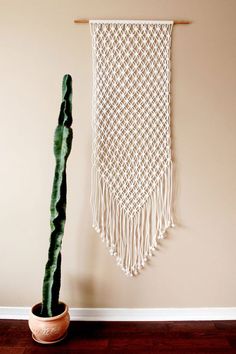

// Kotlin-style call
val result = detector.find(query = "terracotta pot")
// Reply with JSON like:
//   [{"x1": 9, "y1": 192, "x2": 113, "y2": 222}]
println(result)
[{"x1": 28, "y1": 302, "x2": 70, "y2": 344}]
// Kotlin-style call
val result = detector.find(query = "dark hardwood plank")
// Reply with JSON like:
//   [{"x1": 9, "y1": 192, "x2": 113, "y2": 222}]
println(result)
[
  {"x1": 152, "y1": 337, "x2": 230, "y2": 350},
  {"x1": 227, "y1": 336, "x2": 236, "y2": 349},
  {"x1": 0, "y1": 348, "x2": 25, "y2": 354},
  {"x1": 23, "y1": 349, "x2": 73, "y2": 354},
  {"x1": 109, "y1": 337, "x2": 153, "y2": 350},
  {"x1": 0, "y1": 319, "x2": 236, "y2": 353},
  {"x1": 154, "y1": 352, "x2": 234, "y2": 354},
  {"x1": 214, "y1": 321, "x2": 236, "y2": 332}
]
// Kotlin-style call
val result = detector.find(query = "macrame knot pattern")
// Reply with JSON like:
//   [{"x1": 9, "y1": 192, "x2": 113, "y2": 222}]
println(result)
[{"x1": 90, "y1": 20, "x2": 174, "y2": 276}]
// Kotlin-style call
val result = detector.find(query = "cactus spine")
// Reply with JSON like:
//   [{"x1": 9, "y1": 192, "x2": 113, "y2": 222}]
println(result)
[{"x1": 41, "y1": 74, "x2": 73, "y2": 317}]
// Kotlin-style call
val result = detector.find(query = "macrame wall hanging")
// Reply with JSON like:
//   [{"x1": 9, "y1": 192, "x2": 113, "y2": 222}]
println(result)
[{"x1": 90, "y1": 20, "x2": 174, "y2": 276}]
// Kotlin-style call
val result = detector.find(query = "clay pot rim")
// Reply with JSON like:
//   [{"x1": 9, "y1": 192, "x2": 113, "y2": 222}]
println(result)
[{"x1": 30, "y1": 302, "x2": 68, "y2": 321}]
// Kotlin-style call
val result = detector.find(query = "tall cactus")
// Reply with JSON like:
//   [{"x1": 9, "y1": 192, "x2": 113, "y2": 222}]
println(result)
[{"x1": 41, "y1": 74, "x2": 73, "y2": 317}]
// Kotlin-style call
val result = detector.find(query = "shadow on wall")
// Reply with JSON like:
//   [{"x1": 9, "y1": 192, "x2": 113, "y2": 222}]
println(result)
[
  {"x1": 70, "y1": 275, "x2": 97, "y2": 307},
  {"x1": 66, "y1": 228, "x2": 101, "y2": 307}
]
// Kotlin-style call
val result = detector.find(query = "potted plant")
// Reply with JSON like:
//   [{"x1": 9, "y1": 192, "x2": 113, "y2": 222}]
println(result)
[{"x1": 28, "y1": 74, "x2": 73, "y2": 344}]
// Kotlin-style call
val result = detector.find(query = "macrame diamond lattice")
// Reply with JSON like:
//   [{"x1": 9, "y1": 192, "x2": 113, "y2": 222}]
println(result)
[{"x1": 90, "y1": 20, "x2": 174, "y2": 276}]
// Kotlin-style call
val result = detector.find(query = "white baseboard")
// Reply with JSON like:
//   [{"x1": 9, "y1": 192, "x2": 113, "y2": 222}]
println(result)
[{"x1": 0, "y1": 307, "x2": 236, "y2": 321}]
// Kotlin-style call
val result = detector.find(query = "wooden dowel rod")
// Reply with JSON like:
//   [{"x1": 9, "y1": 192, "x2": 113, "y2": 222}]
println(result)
[
  {"x1": 174, "y1": 21, "x2": 192, "y2": 25},
  {"x1": 74, "y1": 19, "x2": 191, "y2": 25},
  {"x1": 74, "y1": 19, "x2": 89, "y2": 24}
]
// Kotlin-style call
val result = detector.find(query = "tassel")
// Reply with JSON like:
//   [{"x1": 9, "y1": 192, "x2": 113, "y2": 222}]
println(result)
[{"x1": 91, "y1": 161, "x2": 174, "y2": 276}]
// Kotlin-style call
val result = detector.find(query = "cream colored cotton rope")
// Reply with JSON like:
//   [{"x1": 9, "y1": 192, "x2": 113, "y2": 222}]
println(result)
[{"x1": 90, "y1": 20, "x2": 174, "y2": 276}]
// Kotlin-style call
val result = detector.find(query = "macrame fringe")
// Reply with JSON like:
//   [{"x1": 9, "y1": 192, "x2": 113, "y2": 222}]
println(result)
[{"x1": 91, "y1": 162, "x2": 175, "y2": 276}]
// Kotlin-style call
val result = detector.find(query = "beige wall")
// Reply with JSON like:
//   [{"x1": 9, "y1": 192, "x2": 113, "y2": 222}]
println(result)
[{"x1": 0, "y1": 0, "x2": 236, "y2": 308}]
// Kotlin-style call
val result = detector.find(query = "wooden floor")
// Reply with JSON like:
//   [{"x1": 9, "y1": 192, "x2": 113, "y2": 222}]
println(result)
[{"x1": 0, "y1": 320, "x2": 236, "y2": 353}]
